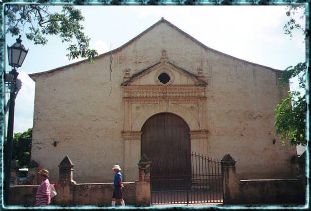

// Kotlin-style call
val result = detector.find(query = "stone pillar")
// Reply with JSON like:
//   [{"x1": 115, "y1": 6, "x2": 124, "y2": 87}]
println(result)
[
  {"x1": 58, "y1": 155, "x2": 76, "y2": 185},
  {"x1": 122, "y1": 131, "x2": 141, "y2": 181},
  {"x1": 54, "y1": 155, "x2": 76, "y2": 205},
  {"x1": 136, "y1": 154, "x2": 151, "y2": 206},
  {"x1": 221, "y1": 154, "x2": 240, "y2": 204}
]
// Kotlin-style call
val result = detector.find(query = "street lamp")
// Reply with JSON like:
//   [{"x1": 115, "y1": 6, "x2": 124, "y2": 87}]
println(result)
[{"x1": 4, "y1": 35, "x2": 28, "y2": 205}]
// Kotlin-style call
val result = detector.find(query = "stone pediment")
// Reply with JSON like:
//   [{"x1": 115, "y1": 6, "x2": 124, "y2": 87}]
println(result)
[
  {"x1": 121, "y1": 51, "x2": 208, "y2": 127},
  {"x1": 121, "y1": 51, "x2": 207, "y2": 87}
]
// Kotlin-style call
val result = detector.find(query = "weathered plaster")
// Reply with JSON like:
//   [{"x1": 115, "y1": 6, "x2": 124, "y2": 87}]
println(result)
[{"x1": 30, "y1": 19, "x2": 295, "y2": 183}]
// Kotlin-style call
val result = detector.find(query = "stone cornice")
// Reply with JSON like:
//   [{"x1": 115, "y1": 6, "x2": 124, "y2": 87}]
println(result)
[
  {"x1": 123, "y1": 97, "x2": 207, "y2": 103},
  {"x1": 190, "y1": 129, "x2": 209, "y2": 139},
  {"x1": 121, "y1": 131, "x2": 142, "y2": 140},
  {"x1": 123, "y1": 85, "x2": 207, "y2": 104},
  {"x1": 122, "y1": 130, "x2": 209, "y2": 140},
  {"x1": 123, "y1": 85, "x2": 206, "y2": 101}
]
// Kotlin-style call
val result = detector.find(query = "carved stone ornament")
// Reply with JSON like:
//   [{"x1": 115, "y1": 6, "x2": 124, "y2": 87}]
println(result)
[
  {"x1": 123, "y1": 68, "x2": 131, "y2": 80},
  {"x1": 59, "y1": 155, "x2": 74, "y2": 169},
  {"x1": 197, "y1": 67, "x2": 203, "y2": 76},
  {"x1": 138, "y1": 154, "x2": 152, "y2": 169},
  {"x1": 190, "y1": 129, "x2": 209, "y2": 139},
  {"x1": 121, "y1": 131, "x2": 142, "y2": 140},
  {"x1": 160, "y1": 49, "x2": 168, "y2": 62},
  {"x1": 221, "y1": 154, "x2": 236, "y2": 166}
]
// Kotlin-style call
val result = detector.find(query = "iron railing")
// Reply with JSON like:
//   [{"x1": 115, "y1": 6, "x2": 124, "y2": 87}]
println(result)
[{"x1": 151, "y1": 152, "x2": 223, "y2": 205}]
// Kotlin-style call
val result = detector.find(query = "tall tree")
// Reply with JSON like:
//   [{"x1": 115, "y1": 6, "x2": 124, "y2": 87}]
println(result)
[
  {"x1": 4, "y1": 2, "x2": 97, "y2": 60},
  {"x1": 13, "y1": 128, "x2": 32, "y2": 168},
  {"x1": 274, "y1": 4, "x2": 308, "y2": 146}
]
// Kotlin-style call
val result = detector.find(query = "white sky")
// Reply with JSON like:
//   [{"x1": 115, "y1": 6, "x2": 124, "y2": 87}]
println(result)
[{"x1": 4, "y1": 6, "x2": 306, "y2": 133}]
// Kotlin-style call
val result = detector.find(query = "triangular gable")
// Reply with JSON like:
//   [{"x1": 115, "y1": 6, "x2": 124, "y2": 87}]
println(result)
[
  {"x1": 121, "y1": 51, "x2": 207, "y2": 86},
  {"x1": 29, "y1": 17, "x2": 281, "y2": 81}
]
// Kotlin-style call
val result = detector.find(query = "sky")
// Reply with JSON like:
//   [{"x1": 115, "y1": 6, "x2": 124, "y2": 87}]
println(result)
[{"x1": 4, "y1": 6, "x2": 306, "y2": 135}]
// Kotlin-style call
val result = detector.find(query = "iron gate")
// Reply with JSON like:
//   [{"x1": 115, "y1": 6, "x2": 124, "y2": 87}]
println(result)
[{"x1": 151, "y1": 152, "x2": 223, "y2": 205}]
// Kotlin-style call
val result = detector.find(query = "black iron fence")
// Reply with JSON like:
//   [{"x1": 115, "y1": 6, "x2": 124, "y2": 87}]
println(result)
[{"x1": 151, "y1": 152, "x2": 223, "y2": 205}]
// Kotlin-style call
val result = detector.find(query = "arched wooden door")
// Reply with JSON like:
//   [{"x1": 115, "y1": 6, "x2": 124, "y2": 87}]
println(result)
[{"x1": 141, "y1": 113, "x2": 191, "y2": 190}]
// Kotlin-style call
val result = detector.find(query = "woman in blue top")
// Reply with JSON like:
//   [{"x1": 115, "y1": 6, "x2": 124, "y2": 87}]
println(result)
[{"x1": 111, "y1": 165, "x2": 125, "y2": 206}]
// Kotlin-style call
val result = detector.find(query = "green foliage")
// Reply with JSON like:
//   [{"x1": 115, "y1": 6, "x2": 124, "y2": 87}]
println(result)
[
  {"x1": 275, "y1": 93, "x2": 307, "y2": 146},
  {"x1": 279, "y1": 62, "x2": 307, "y2": 89},
  {"x1": 4, "y1": 4, "x2": 97, "y2": 61},
  {"x1": 275, "y1": 63, "x2": 307, "y2": 146},
  {"x1": 283, "y1": 5, "x2": 308, "y2": 39},
  {"x1": 13, "y1": 128, "x2": 32, "y2": 168},
  {"x1": 274, "y1": 4, "x2": 307, "y2": 146}
]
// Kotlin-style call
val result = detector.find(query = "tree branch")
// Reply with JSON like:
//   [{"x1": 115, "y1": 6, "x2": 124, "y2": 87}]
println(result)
[{"x1": 30, "y1": 5, "x2": 45, "y2": 27}]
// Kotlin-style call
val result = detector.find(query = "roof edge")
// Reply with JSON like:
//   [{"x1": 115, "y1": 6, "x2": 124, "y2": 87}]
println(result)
[
  {"x1": 121, "y1": 60, "x2": 207, "y2": 86},
  {"x1": 29, "y1": 18, "x2": 166, "y2": 79},
  {"x1": 161, "y1": 18, "x2": 283, "y2": 73},
  {"x1": 29, "y1": 17, "x2": 283, "y2": 80}
]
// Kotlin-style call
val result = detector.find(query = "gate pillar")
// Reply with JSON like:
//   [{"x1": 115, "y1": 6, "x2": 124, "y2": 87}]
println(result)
[
  {"x1": 221, "y1": 154, "x2": 240, "y2": 204},
  {"x1": 122, "y1": 131, "x2": 141, "y2": 181},
  {"x1": 54, "y1": 155, "x2": 76, "y2": 205},
  {"x1": 136, "y1": 154, "x2": 151, "y2": 206}
]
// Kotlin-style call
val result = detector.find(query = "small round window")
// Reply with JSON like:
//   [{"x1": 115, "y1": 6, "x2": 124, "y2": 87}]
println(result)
[{"x1": 158, "y1": 72, "x2": 170, "y2": 84}]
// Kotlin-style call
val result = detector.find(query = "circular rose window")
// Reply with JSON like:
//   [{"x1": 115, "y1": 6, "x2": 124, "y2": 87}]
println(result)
[{"x1": 158, "y1": 72, "x2": 170, "y2": 84}]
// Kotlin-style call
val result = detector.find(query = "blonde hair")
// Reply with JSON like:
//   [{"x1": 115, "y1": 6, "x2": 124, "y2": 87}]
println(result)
[{"x1": 38, "y1": 169, "x2": 49, "y2": 178}]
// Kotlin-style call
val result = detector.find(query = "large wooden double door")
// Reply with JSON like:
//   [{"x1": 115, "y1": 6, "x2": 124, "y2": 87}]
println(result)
[{"x1": 141, "y1": 113, "x2": 191, "y2": 190}]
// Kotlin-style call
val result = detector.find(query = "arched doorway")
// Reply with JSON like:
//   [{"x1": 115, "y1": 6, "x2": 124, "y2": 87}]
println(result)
[{"x1": 141, "y1": 112, "x2": 191, "y2": 190}]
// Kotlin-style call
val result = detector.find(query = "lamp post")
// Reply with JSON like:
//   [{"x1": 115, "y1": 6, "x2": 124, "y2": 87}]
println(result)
[{"x1": 4, "y1": 35, "x2": 28, "y2": 205}]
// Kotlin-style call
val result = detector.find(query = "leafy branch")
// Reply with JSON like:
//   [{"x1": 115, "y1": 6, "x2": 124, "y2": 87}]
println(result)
[
  {"x1": 5, "y1": 4, "x2": 98, "y2": 61},
  {"x1": 274, "y1": 4, "x2": 307, "y2": 146}
]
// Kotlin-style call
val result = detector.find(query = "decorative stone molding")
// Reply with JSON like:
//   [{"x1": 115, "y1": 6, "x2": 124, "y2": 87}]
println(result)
[
  {"x1": 123, "y1": 68, "x2": 131, "y2": 81},
  {"x1": 121, "y1": 54, "x2": 207, "y2": 87},
  {"x1": 160, "y1": 49, "x2": 168, "y2": 63},
  {"x1": 197, "y1": 67, "x2": 203, "y2": 76},
  {"x1": 58, "y1": 155, "x2": 76, "y2": 185},
  {"x1": 138, "y1": 154, "x2": 151, "y2": 182},
  {"x1": 221, "y1": 154, "x2": 236, "y2": 166},
  {"x1": 190, "y1": 129, "x2": 209, "y2": 139},
  {"x1": 121, "y1": 131, "x2": 142, "y2": 140},
  {"x1": 196, "y1": 67, "x2": 207, "y2": 82},
  {"x1": 122, "y1": 54, "x2": 208, "y2": 134},
  {"x1": 123, "y1": 85, "x2": 206, "y2": 103}
]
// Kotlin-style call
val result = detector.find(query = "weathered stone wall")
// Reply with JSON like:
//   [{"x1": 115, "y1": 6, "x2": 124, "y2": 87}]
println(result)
[
  {"x1": 8, "y1": 182, "x2": 136, "y2": 206},
  {"x1": 8, "y1": 155, "x2": 151, "y2": 207},
  {"x1": 72, "y1": 182, "x2": 136, "y2": 205},
  {"x1": 30, "y1": 20, "x2": 296, "y2": 183},
  {"x1": 221, "y1": 154, "x2": 306, "y2": 205},
  {"x1": 238, "y1": 179, "x2": 305, "y2": 205},
  {"x1": 9, "y1": 185, "x2": 38, "y2": 206}
]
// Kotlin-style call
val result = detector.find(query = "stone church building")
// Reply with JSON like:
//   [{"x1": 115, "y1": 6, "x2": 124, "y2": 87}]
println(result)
[{"x1": 29, "y1": 18, "x2": 296, "y2": 183}]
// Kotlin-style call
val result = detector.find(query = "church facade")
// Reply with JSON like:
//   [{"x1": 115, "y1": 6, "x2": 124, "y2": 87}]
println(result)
[{"x1": 30, "y1": 18, "x2": 296, "y2": 183}]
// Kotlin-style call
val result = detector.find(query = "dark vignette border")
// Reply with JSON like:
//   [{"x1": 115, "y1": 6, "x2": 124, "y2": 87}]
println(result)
[{"x1": 0, "y1": 0, "x2": 309, "y2": 210}]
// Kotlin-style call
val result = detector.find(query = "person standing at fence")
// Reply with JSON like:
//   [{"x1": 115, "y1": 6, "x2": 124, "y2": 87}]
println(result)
[
  {"x1": 35, "y1": 169, "x2": 51, "y2": 206},
  {"x1": 111, "y1": 164, "x2": 125, "y2": 206}
]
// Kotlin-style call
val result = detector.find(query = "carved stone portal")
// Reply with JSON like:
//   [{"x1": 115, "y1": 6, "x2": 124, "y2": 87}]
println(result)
[{"x1": 121, "y1": 52, "x2": 209, "y2": 181}]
